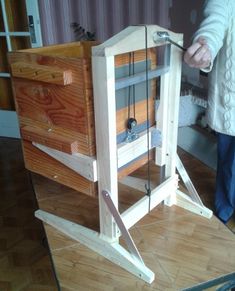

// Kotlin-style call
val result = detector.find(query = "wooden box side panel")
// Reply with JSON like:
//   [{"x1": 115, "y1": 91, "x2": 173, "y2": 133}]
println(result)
[
  {"x1": 8, "y1": 52, "x2": 90, "y2": 133},
  {"x1": 8, "y1": 51, "x2": 96, "y2": 157},
  {"x1": 8, "y1": 46, "x2": 97, "y2": 197},
  {"x1": 22, "y1": 140, "x2": 97, "y2": 197},
  {"x1": 20, "y1": 41, "x2": 99, "y2": 58}
]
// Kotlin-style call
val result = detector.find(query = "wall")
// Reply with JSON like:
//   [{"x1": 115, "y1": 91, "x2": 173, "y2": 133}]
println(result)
[
  {"x1": 169, "y1": 0, "x2": 207, "y2": 90},
  {"x1": 38, "y1": 0, "x2": 207, "y2": 92},
  {"x1": 169, "y1": 0, "x2": 204, "y2": 47},
  {"x1": 38, "y1": 0, "x2": 170, "y2": 44}
]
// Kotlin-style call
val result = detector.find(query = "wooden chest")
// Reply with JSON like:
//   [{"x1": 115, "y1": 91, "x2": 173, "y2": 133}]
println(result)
[{"x1": 8, "y1": 41, "x2": 156, "y2": 196}]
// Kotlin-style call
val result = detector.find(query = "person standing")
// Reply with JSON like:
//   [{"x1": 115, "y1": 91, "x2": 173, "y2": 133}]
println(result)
[{"x1": 184, "y1": 0, "x2": 235, "y2": 224}]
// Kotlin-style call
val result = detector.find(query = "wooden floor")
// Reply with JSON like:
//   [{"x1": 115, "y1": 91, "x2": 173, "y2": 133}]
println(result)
[
  {"x1": 1, "y1": 137, "x2": 235, "y2": 290},
  {"x1": 0, "y1": 137, "x2": 57, "y2": 291}
]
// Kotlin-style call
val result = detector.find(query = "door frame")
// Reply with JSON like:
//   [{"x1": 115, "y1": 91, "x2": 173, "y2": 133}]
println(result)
[{"x1": 0, "y1": 0, "x2": 42, "y2": 138}]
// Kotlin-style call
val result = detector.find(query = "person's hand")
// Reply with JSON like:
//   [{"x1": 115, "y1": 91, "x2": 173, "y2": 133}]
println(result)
[{"x1": 184, "y1": 37, "x2": 212, "y2": 69}]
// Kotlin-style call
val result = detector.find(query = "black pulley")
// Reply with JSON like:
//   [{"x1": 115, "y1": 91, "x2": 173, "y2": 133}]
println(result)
[{"x1": 126, "y1": 117, "x2": 137, "y2": 130}]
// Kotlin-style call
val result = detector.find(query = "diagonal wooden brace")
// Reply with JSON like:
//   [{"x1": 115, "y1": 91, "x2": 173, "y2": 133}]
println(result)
[{"x1": 102, "y1": 190, "x2": 143, "y2": 263}]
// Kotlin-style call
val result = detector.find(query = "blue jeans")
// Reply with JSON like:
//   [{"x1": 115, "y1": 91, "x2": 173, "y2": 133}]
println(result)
[{"x1": 215, "y1": 132, "x2": 235, "y2": 223}]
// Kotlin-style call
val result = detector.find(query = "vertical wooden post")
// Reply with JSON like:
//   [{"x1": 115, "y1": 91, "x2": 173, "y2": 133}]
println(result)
[
  {"x1": 165, "y1": 45, "x2": 182, "y2": 175},
  {"x1": 155, "y1": 67, "x2": 170, "y2": 167},
  {"x1": 163, "y1": 43, "x2": 183, "y2": 206},
  {"x1": 92, "y1": 55, "x2": 119, "y2": 241},
  {"x1": 156, "y1": 44, "x2": 182, "y2": 175}
]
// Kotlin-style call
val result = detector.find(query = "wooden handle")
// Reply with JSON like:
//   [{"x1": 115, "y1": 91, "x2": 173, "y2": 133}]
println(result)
[
  {"x1": 11, "y1": 62, "x2": 73, "y2": 85},
  {"x1": 21, "y1": 125, "x2": 80, "y2": 154}
]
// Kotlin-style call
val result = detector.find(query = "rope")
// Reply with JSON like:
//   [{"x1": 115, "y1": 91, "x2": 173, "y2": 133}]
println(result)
[
  {"x1": 144, "y1": 25, "x2": 152, "y2": 212},
  {"x1": 127, "y1": 52, "x2": 136, "y2": 120}
]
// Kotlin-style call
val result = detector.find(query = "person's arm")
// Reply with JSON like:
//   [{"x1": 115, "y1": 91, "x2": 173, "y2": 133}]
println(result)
[{"x1": 184, "y1": 0, "x2": 230, "y2": 70}]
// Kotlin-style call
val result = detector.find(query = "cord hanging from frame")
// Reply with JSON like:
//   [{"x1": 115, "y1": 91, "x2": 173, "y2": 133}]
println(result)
[
  {"x1": 126, "y1": 52, "x2": 138, "y2": 142},
  {"x1": 144, "y1": 25, "x2": 152, "y2": 212},
  {"x1": 128, "y1": 52, "x2": 136, "y2": 120}
]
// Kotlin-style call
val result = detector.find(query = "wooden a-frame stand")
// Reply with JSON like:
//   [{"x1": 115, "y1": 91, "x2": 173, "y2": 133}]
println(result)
[{"x1": 35, "y1": 25, "x2": 212, "y2": 284}]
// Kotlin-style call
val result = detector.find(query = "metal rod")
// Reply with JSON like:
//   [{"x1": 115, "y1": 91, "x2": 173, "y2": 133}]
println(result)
[
  {"x1": 153, "y1": 31, "x2": 186, "y2": 52},
  {"x1": 115, "y1": 65, "x2": 169, "y2": 90},
  {"x1": 168, "y1": 38, "x2": 186, "y2": 52}
]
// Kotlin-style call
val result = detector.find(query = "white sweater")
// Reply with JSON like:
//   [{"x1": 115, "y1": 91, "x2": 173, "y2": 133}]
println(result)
[{"x1": 194, "y1": 0, "x2": 235, "y2": 136}]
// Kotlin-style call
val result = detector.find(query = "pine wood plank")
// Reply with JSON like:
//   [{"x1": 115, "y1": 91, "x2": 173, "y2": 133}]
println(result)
[
  {"x1": 20, "y1": 117, "x2": 95, "y2": 156},
  {"x1": 11, "y1": 76, "x2": 91, "y2": 135},
  {"x1": 93, "y1": 25, "x2": 182, "y2": 57},
  {"x1": 11, "y1": 62, "x2": 73, "y2": 85},
  {"x1": 33, "y1": 142, "x2": 97, "y2": 182},
  {"x1": 22, "y1": 140, "x2": 97, "y2": 197},
  {"x1": 36, "y1": 209, "x2": 155, "y2": 283},
  {"x1": 117, "y1": 127, "x2": 156, "y2": 168},
  {"x1": 92, "y1": 55, "x2": 119, "y2": 239},
  {"x1": 20, "y1": 41, "x2": 99, "y2": 58},
  {"x1": 21, "y1": 125, "x2": 81, "y2": 155}
]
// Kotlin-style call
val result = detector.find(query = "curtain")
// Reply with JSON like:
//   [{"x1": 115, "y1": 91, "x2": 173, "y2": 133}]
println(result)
[{"x1": 38, "y1": 0, "x2": 170, "y2": 45}]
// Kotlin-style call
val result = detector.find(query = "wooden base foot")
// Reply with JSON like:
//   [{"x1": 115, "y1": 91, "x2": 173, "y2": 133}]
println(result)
[{"x1": 35, "y1": 210, "x2": 155, "y2": 284}]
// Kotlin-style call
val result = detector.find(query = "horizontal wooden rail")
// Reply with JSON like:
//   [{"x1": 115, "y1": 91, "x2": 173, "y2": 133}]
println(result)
[
  {"x1": 21, "y1": 125, "x2": 79, "y2": 154},
  {"x1": 120, "y1": 176, "x2": 177, "y2": 229},
  {"x1": 11, "y1": 62, "x2": 73, "y2": 85}
]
